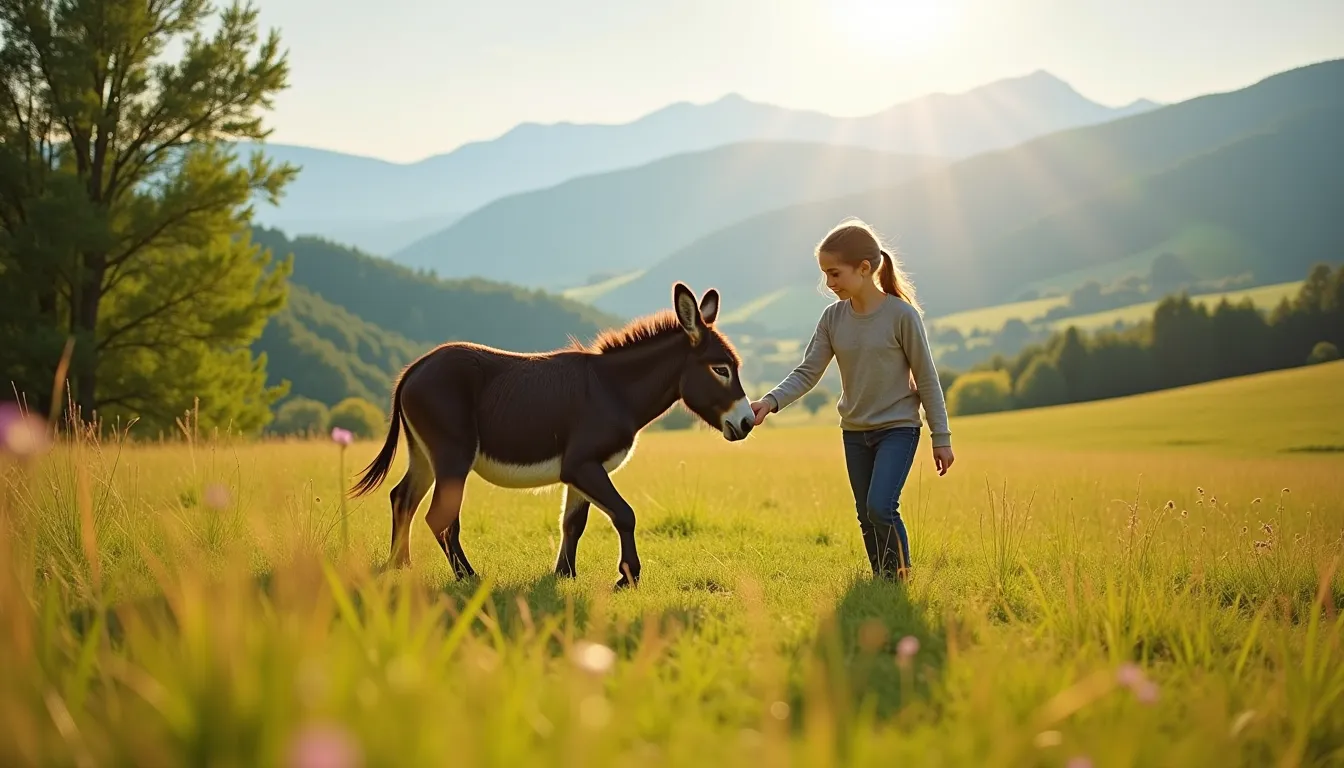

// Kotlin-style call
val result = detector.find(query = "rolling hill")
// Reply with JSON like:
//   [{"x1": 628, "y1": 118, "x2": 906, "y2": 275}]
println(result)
[
  {"x1": 253, "y1": 285, "x2": 425, "y2": 407},
  {"x1": 245, "y1": 71, "x2": 1156, "y2": 257},
  {"x1": 954, "y1": 359, "x2": 1344, "y2": 457},
  {"x1": 392, "y1": 141, "x2": 944, "y2": 290},
  {"x1": 592, "y1": 59, "x2": 1344, "y2": 336},
  {"x1": 247, "y1": 229, "x2": 629, "y2": 406}
]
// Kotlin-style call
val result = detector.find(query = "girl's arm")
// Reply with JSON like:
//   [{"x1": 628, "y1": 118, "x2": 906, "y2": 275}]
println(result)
[
  {"x1": 762, "y1": 314, "x2": 834, "y2": 412},
  {"x1": 897, "y1": 309, "x2": 952, "y2": 448}
]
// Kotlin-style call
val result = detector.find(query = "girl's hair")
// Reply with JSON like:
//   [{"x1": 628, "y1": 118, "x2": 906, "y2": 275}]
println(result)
[{"x1": 817, "y1": 218, "x2": 922, "y2": 315}]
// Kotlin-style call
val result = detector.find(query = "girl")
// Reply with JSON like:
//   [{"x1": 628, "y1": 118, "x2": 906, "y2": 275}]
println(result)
[{"x1": 751, "y1": 218, "x2": 954, "y2": 581}]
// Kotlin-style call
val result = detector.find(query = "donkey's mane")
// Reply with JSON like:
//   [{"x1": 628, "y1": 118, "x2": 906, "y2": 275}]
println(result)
[
  {"x1": 575, "y1": 308, "x2": 741, "y2": 364},
  {"x1": 583, "y1": 310, "x2": 684, "y2": 354}
]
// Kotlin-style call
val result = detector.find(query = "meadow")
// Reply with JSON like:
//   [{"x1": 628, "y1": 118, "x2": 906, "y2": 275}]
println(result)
[
  {"x1": 2, "y1": 363, "x2": 1343, "y2": 767},
  {"x1": 927, "y1": 280, "x2": 1303, "y2": 337}
]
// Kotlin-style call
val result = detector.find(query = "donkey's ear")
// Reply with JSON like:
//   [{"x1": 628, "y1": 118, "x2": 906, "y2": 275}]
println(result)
[
  {"x1": 699, "y1": 289, "x2": 720, "y2": 325},
  {"x1": 673, "y1": 282, "x2": 702, "y2": 344}
]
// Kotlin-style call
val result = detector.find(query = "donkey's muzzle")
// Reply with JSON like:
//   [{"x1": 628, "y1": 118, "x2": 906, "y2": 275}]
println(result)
[{"x1": 725, "y1": 416, "x2": 753, "y2": 441}]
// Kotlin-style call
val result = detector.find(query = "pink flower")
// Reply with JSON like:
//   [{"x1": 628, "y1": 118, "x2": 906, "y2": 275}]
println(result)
[
  {"x1": 0, "y1": 401, "x2": 51, "y2": 458},
  {"x1": 1115, "y1": 662, "x2": 1144, "y2": 688},
  {"x1": 897, "y1": 635, "x2": 920, "y2": 660},
  {"x1": 1065, "y1": 757, "x2": 1093, "y2": 768},
  {"x1": 330, "y1": 427, "x2": 353, "y2": 446},
  {"x1": 287, "y1": 722, "x2": 362, "y2": 768},
  {"x1": 1116, "y1": 662, "x2": 1159, "y2": 705},
  {"x1": 203, "y1": 483, "x2": 231, "y2": 510}
]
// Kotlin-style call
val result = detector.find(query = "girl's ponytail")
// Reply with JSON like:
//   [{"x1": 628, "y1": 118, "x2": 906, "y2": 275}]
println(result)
[{"x1": 876, "y1": 248, "x2": 922, "y2": 316}]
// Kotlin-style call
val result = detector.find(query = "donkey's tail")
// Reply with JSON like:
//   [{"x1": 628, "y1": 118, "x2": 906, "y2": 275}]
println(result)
[{"x1": 349, "y1": 369, "x2": 410, "y2": 498}]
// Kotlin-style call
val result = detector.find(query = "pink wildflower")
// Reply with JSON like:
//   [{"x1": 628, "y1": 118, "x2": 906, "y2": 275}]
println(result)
[
  {"x1": 897, "y1": 635, "x2": 920, "y2": 661},
  {"x1": 0, "y1": 402, "x2": 51, "y2": 458},
  {"x1": 203, "y1": 483, "x2": 231, "y2": 510},
  {"x1": 1116, "y1": 661, "x2": 1160, "y2": 705},
  {"x1": 330, "y1": 427, "x2": 353, "y2": 446},
  {"x1": 1065, "y1": 757, "x2": 1093, "y2": 768},
  {"x1": 287, "y1": 722, "x2": 362, "y2": 768}
]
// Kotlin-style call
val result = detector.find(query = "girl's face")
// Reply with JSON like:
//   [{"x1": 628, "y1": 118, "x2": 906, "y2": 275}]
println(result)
[{"x1": 818, "y1": 249, "x2": 872, "y2": 300}]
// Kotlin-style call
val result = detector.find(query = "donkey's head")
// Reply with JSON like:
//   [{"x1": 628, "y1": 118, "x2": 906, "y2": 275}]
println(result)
[{"x1": 672, "y1": 283, "x2": 755, "y2": 441}]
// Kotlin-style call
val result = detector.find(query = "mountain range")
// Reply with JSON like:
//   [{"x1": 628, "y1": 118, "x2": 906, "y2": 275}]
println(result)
[
  {"x1": 246, "y1": 70, "x2": 1158, "y2": 255},
  {"x1": 243, "y1": 59, "x2": 1344, "y2": 412},
  {"x1": 587, "y1": 58, "x2": 1344, "y2": 335}
]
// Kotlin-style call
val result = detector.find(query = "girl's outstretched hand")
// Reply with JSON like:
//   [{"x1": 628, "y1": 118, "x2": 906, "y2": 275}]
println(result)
[
  {"x1": 750, "y1": 399, "x2": 773, "y2": 426},
  {"x1": 933, "y1": 446, "x2": 955, "y2": 476}
]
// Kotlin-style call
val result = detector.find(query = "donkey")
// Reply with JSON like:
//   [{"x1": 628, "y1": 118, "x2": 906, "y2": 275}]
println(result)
[{"x1": 348, "y1": 282, "x2": 756, "y2": 589}]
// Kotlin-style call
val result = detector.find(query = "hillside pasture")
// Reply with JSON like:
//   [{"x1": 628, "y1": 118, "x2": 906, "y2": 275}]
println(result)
[{"x1": 1045, "y1": 280, "x2": 1304, "y2": 333}]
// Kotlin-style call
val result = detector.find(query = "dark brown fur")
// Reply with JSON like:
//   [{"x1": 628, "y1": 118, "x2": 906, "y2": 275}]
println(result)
[{"x1": 349, "y1": 283, "x2": 754, "y2": 589}]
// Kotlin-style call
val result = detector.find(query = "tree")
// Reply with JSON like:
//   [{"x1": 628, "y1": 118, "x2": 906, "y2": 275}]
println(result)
[
  {"x1": 1012, "y1": 356, "x2": 1067, "y2": 409},
  {"x1": 0, "y1": 0, "x2": 296, "y2": 434},
  {"x1": 1151, "y1": 294, "x2": 1215, "y2": 388},
  {"x1": 1052, "y1": 326, "x2": 1089, "y2": 402},
  {"x1": 946, "y1": 370, "x2": 1013, "y2": 416},
  {"x1": 328, "y1": 397, "x2": 385, "y2": 439},
  {"x1": 1308, "y1": 341, "x2": 1339, "y2": 365},
  {"x1": 269, "y1": 396, "x2": 329, "y2": 437},
  {"x1": 802, "y1": 387, "x2": 832, "y2": 415}
]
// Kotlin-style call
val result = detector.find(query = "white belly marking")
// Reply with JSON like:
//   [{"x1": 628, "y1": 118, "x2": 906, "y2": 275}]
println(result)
[{"x1": 470, "y1": 441, "x2": 635, "y2": 491}]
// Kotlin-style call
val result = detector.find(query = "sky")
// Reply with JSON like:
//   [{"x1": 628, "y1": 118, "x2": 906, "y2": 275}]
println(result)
[{"x1": 251, "y1": 0, "x2": 1344, "y2": 163}]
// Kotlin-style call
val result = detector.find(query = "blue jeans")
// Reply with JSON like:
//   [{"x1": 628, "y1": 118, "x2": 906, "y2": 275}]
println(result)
[{"x1": 842, "y1": 426, "x2": 919, "y2": 577}]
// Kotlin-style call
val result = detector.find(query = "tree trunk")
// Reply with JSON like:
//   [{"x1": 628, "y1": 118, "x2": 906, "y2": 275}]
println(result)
[{"x1": 73, "y1": 253, "x2": 105, "y2": 422}]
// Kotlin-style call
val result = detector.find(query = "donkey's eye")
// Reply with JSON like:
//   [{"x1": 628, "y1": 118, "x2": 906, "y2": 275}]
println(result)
[{"x1": 710, "y1": 365, "x2": 732, "y2": 379}]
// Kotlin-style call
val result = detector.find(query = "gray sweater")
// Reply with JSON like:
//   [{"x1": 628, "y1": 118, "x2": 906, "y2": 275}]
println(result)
[{"x1": 763, "y1": 295, "x2": 952, "y2": 447}]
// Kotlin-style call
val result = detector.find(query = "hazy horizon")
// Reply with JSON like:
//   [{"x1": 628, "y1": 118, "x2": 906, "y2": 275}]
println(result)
[{"x1": 250, "y1": 0, "x2": 1343, "y2": 163}]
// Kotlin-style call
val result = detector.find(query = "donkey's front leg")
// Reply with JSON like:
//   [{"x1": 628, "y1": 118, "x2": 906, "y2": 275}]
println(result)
[{"x1": 561, "y1": 462, "x2": 640, "y2": 589}]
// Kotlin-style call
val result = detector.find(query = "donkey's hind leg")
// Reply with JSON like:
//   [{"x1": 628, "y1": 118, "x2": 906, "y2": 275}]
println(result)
[
  {"x1": 387, "y1": 438, "x2": 433, "y2": 568},
  {"x1": 554, "y1": 484, "x2": 591, "y2": 578},
  {"x1": 425, "y1": 474, "x2": 475, "y2": 579}
]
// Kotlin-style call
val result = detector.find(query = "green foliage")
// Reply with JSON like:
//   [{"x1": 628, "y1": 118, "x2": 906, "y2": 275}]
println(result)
[
  {"x1": 1012, "y1": 357, "x2": 1067, "y2": 409},
  {"x1": 0, "y1": 0, "x2": 295, "y2": 435},
  {"x1": 946, "y1": 370, "x2": 1014, "y2": 416},
  {"x1": 1309, "y1": 341, "x2": 1340, "y2": 365},
  {"x1": 801, "y1": 387, "x2": 832, "y2": 415},
  {"x1": 328, "y1": 397, "x2": 385, "y2": 439},
  {"x1": 253, "y1": 285, "x2": 423, "y2": 407},
  {"x1": 269, "y1": 397, "x2": 330, "y2": 437},
  {"x1": 967, "y1": 263, "x2": 1344, "y2": 416}
]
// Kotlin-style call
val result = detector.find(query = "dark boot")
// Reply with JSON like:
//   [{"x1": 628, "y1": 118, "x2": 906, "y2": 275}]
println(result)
[
  {"x1": 858, "y1": 520, "x2": 881, "y2": 576},
  {"x1": 870, "y1": 521, "x2": 910, "y2": 582}
]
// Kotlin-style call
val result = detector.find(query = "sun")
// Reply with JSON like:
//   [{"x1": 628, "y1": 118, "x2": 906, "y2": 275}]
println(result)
[{"x1": 831, "y1": 0, "x2": 955, "y2": 53}]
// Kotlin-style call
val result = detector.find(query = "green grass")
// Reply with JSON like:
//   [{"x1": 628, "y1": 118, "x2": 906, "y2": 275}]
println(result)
[
  {"x1": 1048, "y1": 280, "x2": 1304, "y2": 333},
  {"x1": 3, "y1": 364, "x2": 1343, "y2": 765},
  {"x1": 958, "y1": 359, "x2": 1344, "y2": 456}
]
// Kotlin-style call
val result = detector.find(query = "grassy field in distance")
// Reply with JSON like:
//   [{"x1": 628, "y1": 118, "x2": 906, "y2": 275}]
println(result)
[
  {"x1": 3, "y1": 362, "x2": 1342, "y2": 765},
  {"x1": 1045, "y1": 280, "x2": 1304, "y2": 333},
  {"x1": 929, "y1": 279, "x2": 1304, "y2": 337},
  {"x1": 929, "y1": 293, "x2": 1071, "y2": 335}
]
